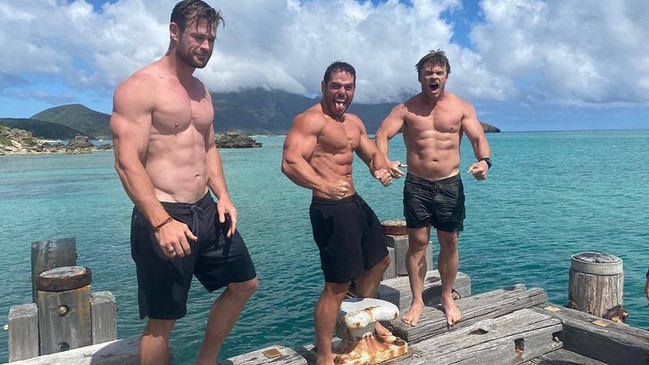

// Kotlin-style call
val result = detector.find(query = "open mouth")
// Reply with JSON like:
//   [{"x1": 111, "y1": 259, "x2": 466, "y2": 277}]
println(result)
[{"x1": 429, "y1": 83, "x2": 439, "y2": 91}]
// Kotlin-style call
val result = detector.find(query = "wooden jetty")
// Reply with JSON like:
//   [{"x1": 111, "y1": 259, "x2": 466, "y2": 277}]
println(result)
[
  {"x1": 4, "y1": 271, "x2": 649, "y2": 364},
  {"x1": 4, "y1": 234, "x2": 647, "y2": 364}
]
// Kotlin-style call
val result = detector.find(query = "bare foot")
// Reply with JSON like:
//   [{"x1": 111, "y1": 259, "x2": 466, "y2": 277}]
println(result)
[
  {"x1": 401, "y1": 301, "x2": 423, "y2": 327},
  {"x1": 441, "y1": 295, "x2": 461, "y2": 327},
  {"x1": 375, "y1": 322, "x2": 397, "y2": 344}
]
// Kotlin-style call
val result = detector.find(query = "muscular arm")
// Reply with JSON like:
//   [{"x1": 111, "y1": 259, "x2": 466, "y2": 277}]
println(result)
[
  {"x1": 461, "y1": 101, "x2": 491, "y2": 179},
  {"x1": 281, "y1": 112, "x2": 328, "y2": 193},
  {"x1": 352, "y1": 116, "x2": 392, "y2": 186},
  {"x1": 375, "y1": 104, "x2": 407, "y2": 177},
  {"x1": 110, "y1": 75, "x2": 170, "y2": 229},
  {"x1": 205, "y1": 115, "x2": 238, "y2": 236}
]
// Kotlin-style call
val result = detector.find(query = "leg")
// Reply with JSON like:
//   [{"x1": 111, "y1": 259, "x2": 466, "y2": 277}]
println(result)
[
  {"x1": 353, "y1": 254, "x2": 395, "y2": 341},
  {"x1": 315, "y1": 281, "x2": 349, "y2": 365},
  {"x1": 437, "y1": 229, "x2": 461, "y2": 326},
  {"x1": 401, "y1": 225, "x2": 431, "y2": 326},
  {"x1": 139, "y1": 319, "x2": 175, "y2": 365},
  {"x1": 195, "y1": 278, "x2": 258, "y2": 365}
]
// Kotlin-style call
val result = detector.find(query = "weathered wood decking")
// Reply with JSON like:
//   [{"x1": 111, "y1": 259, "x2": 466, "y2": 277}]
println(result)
[{"x1": 5, "y1": 271, "x2": 649, "y2": 364}]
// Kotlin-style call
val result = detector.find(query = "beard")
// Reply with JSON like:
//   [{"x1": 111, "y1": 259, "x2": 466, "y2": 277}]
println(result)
[{"x1": 176, "y1": 40, "x2": 211, "y2": 69}]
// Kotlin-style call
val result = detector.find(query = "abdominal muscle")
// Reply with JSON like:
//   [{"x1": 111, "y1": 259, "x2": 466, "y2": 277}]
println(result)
[
  {"x1": 404, "y1": 133, "x2": 461, "y2": 181},
  {"x1": 145, "y1": 129, "x2": 209, "y2": 204},
  {"x1": 310, "y1": 150, "x2": 355, "y2": 199}
]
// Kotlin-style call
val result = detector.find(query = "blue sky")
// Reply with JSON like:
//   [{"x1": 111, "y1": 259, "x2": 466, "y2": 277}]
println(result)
[{"x1": 1, "y1": 0, "x2": 648, "y2": 131}]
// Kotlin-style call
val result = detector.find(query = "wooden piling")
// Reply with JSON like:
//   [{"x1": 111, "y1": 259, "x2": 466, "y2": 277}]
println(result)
[
  {"x1": 31, "y1": 238, "x2": 77, "y2": 303},
  {"x1": 36, "y1": 266, "x2": 92, "y2": 355},
  {"x1": 7, "y1": 304, "x2": 39, "y2": 362},
  {"x1": 567, "y1": 252, "x2": 623, "y2": 318}
]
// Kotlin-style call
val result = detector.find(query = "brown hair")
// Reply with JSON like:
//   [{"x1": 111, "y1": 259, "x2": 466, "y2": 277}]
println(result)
[
  {"x1": 170, "y1": 0, "x2": 224, "y2": 33},
  {"x1": 416, "y1": 49, "x2": 450, "y2": 76}
]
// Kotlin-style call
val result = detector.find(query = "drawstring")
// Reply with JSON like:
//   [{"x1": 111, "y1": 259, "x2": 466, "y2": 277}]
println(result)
[{"x1": 189, "y1": 204, "x2": 204, "y2": 236}]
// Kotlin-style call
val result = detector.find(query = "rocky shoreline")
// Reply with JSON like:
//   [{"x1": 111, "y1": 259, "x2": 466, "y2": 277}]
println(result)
[{"x1": 0, "y1": 127, "x2": 262, "y2": 156}]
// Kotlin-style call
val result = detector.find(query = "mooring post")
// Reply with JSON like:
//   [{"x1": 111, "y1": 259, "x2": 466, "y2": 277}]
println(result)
[
  {"x1": 381, "y1": 219, "x2": 433, "y2": 280},
  {"x1": 36, "y1": 265, "x2": 93, "y2": 355},
  {"x1": 567, "y1": 251, "x2": 624, "y2": 319},
  {"x1": 31, "y1": 238, "x2": 77, "y2": 303}
]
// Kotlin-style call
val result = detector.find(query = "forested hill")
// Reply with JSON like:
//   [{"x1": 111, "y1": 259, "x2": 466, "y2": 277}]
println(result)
[{"x1": 0, "y1": 88, "x2": 500, "y2": 139}]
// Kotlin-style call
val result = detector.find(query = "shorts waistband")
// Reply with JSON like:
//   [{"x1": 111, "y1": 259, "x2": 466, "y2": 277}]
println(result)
[
  {"x1": 405, "y1": 172, "x2": 461, "y2": 185},
  {"x1": 311, "y1": 193, "x2": 361, "y2": 205},
  {"x1": 160, "y1": 192, "x2": 213, "y2": 215}
]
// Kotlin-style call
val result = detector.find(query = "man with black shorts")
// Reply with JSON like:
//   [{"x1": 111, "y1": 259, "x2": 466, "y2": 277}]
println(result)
[
  {"x1": 375, "y1": 49, "x2": 491, "y2": 328},
  {"x1": 110, "y1": 1, "x2": 257, "y2": 364},
  {"x1": 281, "y1": 62, "x2": 394, "y2": 365}
]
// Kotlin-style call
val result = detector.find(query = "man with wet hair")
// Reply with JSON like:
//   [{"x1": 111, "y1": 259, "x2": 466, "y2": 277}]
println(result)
[{"x1": 110, "y1": 1, "x2": 257, "y2": 364}]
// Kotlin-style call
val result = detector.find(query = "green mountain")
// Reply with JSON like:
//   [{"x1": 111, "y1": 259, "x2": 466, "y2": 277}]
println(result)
[
  {"x1": 5, "y1": 89, "x2": 500, "y2": 139},
  {"x1": 0, "y1": 118, "x2": 84, "y2": 139},
  {"x1": 31, "y1": 104, "x2": 111, "y2": 139}
]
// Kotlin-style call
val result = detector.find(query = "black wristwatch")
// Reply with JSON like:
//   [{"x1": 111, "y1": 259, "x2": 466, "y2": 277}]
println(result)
[{"x1": 479, "y1": 157, "x2": 492, "y2": 169}]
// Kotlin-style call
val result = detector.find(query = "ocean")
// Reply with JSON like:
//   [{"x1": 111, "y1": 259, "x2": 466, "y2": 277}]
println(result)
[{"x1": 1, "y1": 130, "x2": 648, "y2": 363}]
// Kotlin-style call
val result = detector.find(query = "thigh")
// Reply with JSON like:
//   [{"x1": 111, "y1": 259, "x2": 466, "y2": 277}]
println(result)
[
  {"x1": 310, "y1": 200, "x2": 365, "y2": 283},
  {"x1": 131, "y1": 208, "x2": 196, "y2": 320}
]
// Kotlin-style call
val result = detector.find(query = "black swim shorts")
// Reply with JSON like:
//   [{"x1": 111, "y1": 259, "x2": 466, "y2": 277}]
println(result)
[
  {"x1": 130, "y1": 193, "x2": 257, "y2": 320},
  {"x1": 309, "y1": 194, "x2": 389, "y2": 284},
  {"x1": 403, "y1": 173, "x2": 465, "y2": 232}
]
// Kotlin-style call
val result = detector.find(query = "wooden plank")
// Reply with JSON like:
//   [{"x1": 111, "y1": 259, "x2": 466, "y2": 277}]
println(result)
[
  {"x1": 378, "y1": 270, "x2": 472, "y2": 312},
  {"x1": 532, "y1": 304, "x2": 649, "y2": 365},
  {"x1": 7, "y1": 303, "x2": 39, "y2": 362},
  {"x1": 388, "y1": 284, "x2": 548, "y2": 344},
  {"x1": 2, "y1": 335, "x2": 142, "y2": 365},
  {"x1": 217, "y1": 345, "x2": 307, "y2": 364},
  {"x1": 392, "y1": 309, "x2": 563, "y2": 365},
  {"x1": 90, "y1": 291, "x2": 117, "y2": 344},
  {"x1": 522, "y1": 348, "x2": 609, "y2": 365}
]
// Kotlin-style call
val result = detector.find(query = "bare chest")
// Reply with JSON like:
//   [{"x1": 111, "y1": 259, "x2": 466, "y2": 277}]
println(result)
[
  {"x1": 153, "y1": 83, "x2": 214, "y2": 135},
  {"x1": 317, "y1": 119, "x2": 360, "y2": 154}
]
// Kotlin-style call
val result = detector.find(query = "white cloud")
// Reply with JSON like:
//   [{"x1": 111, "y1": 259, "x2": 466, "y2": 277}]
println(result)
[{"x1": 0, "y1": 0, "x2": 648, "y2": 115}]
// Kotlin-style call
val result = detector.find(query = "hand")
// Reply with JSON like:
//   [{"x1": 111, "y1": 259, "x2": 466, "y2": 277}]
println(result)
[
  {"x1": 325, "y1": 179, "x2": 351, "y2": 200},
  {"x1": 155, "y1": 219, "x2": 197, "y2": 258},
  {"x1": 466, "y1": 161, "x2": 488, "y2": 181},
  {"x1": 374, "y1": 168, "x2": 393, "y2": 187},
  {"x1": 216, "y1": 195, "x2": 238, "y2": 238},
  {"x1": 388, "y1": 160, "x2": 406, "y2": 178}
]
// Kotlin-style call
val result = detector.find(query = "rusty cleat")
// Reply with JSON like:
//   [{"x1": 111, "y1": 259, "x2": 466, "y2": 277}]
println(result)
[{"x1": 334, "y1": 298, "x2": 408, "y2": 364}]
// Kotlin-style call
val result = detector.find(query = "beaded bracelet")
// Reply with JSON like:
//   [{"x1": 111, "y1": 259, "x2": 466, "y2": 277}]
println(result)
[{"x1": 153, "y1": 216, "x2": 173, "y2": 232}]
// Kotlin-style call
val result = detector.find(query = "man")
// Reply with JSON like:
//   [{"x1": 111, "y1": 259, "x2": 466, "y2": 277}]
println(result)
[
  {"x1": 281, "y1": 62, "x2": 395, "y2": 365},
  {"x1": 374, "y1": 49, "x2": 491, "y2": 327},
  {"x1": 109, "y1": 1, "x2": 258, "y2": 364}
]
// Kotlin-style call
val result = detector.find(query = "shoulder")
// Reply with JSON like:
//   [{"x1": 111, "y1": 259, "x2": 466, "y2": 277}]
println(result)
[
  {"x1": 114, "y1": 67, "x2": 160, "y2": 98},
  {"x1": 290, "y1": 105, "x2": 326, "y2": 133}
]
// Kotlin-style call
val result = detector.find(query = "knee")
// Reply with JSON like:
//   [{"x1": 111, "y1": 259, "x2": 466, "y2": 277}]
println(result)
[
  {"x1": 379, "y1": 254, "x2": 391, "y2": 269},
  {"x1": 229, "y1": 277, "x2": 258, "y2": 299}
]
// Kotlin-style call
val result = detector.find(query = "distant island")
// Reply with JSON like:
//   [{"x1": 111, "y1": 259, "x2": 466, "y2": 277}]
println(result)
[{"x1": 0, "y1": 88, "x2": 499, "y2": 156}]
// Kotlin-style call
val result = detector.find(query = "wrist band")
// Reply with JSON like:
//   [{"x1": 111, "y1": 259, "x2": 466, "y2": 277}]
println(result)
[{"x1": 153, "y1": 216, "x2": 173, "y2": 232}]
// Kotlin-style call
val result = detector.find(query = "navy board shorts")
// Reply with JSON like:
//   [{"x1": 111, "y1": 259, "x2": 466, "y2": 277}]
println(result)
[
  {"x1": 130, "y1": 193, "x2": 257, "y2": 320},
  {"x1": 309, "y1": 193, "x2": 389, "y2": 284},
  {"x1": 403, "y1": 173, "x2": 466, "y2": 232}
]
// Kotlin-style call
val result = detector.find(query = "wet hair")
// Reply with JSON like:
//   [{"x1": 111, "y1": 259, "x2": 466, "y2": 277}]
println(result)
[
  {"x1": 416, "y1": 49, "x2": 451, "y2": 76},
  {"x1": 323, "y1": 61, "x2": 356, "y2": 83},
  {"x1": 170, "y1": 0, "x2": 223, "y2": 33}
]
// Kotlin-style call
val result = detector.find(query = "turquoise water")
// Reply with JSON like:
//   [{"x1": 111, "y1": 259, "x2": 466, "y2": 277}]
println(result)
[{"x1": 1, "y1": 130, "x2": 648, "y2": 363}]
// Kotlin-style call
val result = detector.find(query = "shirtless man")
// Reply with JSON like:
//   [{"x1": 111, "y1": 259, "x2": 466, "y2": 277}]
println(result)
[
  {"x1": 109, "y1": 1, "x2": 257, "y2": 364},
  {"x1": 281, "y1": 62, "x2": 394, "y2": 365},
  {"x1": 375, "y1": 50, "x2": 491, "y2": 327}
]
